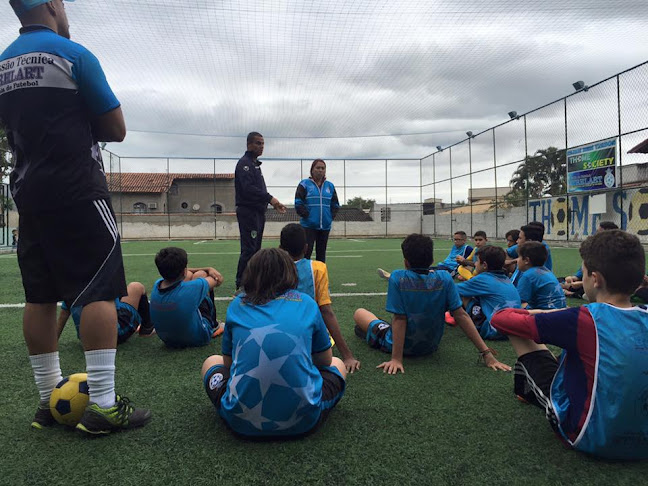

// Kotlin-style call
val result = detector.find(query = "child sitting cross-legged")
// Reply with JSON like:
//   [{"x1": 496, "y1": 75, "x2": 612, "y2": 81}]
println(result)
[
  {"x1": 516, "y1": 242, "x2": 566, "y2": 310},
  {"x1": 492, "y1": 230, "x2": 648, "y2": 459},
  {"x1": 354, "y1": 234, "x2": 510, "y2": 375},
  {"x1": 201, "y1": 248, "x2": 347, "y2": 438}
]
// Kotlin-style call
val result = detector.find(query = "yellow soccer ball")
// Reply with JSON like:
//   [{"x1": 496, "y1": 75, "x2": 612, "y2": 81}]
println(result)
[{"x1": 49, "y1": 373, "x2": 90, "y2": 427}]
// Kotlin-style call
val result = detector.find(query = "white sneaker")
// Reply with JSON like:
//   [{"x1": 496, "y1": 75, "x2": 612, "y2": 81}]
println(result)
[{"x1": 377, "y1": 268, "x2": 391, "y2": 280}]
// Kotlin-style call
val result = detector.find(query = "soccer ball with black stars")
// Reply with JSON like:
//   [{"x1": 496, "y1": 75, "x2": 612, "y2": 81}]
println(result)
[{"x1": 49, "y1": 373, "x2": 89, "y2": 427}]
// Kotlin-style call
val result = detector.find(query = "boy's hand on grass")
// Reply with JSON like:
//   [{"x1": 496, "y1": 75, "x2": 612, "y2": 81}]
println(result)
[
  {"x1": 344, "y1": 357, "x2": 361, "y2": 373},
  {"x1": 377, "y1": 359, "x2": 404, "y2": 375},
  {"x1": 484, "y1": 353, "x2": 511, "y2": 372}
]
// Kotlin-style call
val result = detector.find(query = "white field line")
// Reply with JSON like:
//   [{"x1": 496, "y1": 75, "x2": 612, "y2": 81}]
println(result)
[
  {"x1": 0, "y1": 291, "x2": 388, "y2": 308},
  {"x1": 193, "y1": 240, "x2": 209, "y2": 245}
]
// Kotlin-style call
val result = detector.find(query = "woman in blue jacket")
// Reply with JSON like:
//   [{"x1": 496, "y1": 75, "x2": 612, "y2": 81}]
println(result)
[{"x1": 295, "y1": 159, "x2": 340, "y2": 262}]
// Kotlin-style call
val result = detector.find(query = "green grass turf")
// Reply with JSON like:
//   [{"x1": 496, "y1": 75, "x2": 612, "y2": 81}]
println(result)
[{"x1": 1, "y1": 238, "x2": 647, "y2": 486}]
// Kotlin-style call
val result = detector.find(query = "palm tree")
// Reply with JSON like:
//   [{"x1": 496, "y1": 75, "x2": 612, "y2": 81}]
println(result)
[{"x1": 509, "y1": 146, "x2": 566, "y2": 199}]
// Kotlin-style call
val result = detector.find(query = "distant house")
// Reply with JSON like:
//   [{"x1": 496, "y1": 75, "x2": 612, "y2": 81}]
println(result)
[{"x1": 106, "y1": 172, "x2": 235, "y2": 214}]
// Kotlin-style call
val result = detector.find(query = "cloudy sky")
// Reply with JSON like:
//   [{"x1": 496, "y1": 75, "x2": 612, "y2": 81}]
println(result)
[{"x1": 2, "y1": 0, "x2": 648, "y2": 203}]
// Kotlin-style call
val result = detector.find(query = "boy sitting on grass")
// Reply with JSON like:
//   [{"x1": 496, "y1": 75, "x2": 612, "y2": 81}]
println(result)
[
  {"x1": 279, "y1": 223, "x2": 361, "y2": 373},
  {"x1": 491, "y1": 230, "x2": 648, "y2": 459},
  {"x1": 150, "y1": 247, "x2": 224, "y2": 347},
  {"x1": 456, "y1": 246, "x2": 521, "y2": 340},
  {"x1": 58, "y1": 281, "x2": 155, "y2": 344},
  {"x1": 516, "y1": 242, "x2": 566, "y2": 310},
  {"x1": 201, "y1": 248, "x2": 346, "y2": 438},
  {"x1": 456, "y1": 230, "x2": 488, "y2": 280},
  {"x1": 354, "y1": 234, "x2": 510, "y2": 375}
]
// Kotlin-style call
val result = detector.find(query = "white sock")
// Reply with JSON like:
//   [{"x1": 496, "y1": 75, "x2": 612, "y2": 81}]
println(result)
[
  {"x1": 85, "y1": 349, "x2": 116, "y2": 409},
  {"x1": 29, "y1": 352, "x2": 63, "y2": 403}
]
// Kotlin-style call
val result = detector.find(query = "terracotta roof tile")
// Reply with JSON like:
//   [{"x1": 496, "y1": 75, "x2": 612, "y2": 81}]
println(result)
[{"x1": 106, "y1": 172, "x2": 234, "y2": 193}]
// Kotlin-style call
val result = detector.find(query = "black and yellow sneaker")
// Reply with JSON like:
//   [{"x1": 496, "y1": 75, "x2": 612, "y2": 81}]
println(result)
[
  {"x1": 76, "y1": 395, "x2": 151, "y2": 435},
  {"x1": 31, "y1": 401, "x2": 56, "y2": 429}
]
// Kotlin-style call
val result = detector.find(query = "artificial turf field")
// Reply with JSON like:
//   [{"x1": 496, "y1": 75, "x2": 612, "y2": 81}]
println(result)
[{"x1": 1, "y1": 237, "x2": 647, "y2": 486}]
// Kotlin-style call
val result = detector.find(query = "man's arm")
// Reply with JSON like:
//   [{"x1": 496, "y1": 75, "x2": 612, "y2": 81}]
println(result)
[
  {"x1": 91, "y1": 106, "x2": 126, "y2": 142},
  {"x1": 235, "y1": 161, "x2": 273, "y2": 205},
  {"x1": 320, "y1": 304, "x2": 360, "y2": 372},
  {"x1": 377, "y1": 314, "x2": 407, "y2": 374},
  {"x1": 452, "y1": 307, "x2": 511, "y2": 371}
]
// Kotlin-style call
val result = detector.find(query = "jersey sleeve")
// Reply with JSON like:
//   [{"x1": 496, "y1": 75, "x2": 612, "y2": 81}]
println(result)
[
  {"x1": 443, "y1": 273, "x2": 463, "y2": 311},
  {"x1": 313, "y1": 262, "x2": 332, "y2": 306},
  {"x1": 385, "y1": 272, "x2": 406, "y2": 315},
  {"x1": 575, "y1": 267, "x2": 583, "y2": 280},
  {"x1": 507, "y1": 244, "x2": 518, "y2": 258},
  {"x1": 71, "y1": 47, "x2": 120, "y2": 116},
  {"x1": 311, "y1": 302, "x2": 332, "y2": 353},
  {"x1": 456, "y1": 275, "x2": 488, "y2": 299},
  {"x1": 294, "y1": 182, "x2": 309, "y2": 217}
]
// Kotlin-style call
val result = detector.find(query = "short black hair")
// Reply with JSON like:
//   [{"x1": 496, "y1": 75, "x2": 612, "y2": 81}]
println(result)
[
  {"x1": 598, "y1": 221, "x2": 619, "y2": 230},
  {"x1": 154, "y1": 247, "x2": 188, "y2": 281},
  {"x1": 520, "y1": 224, "x2": 544, "y2": 242},
  {"x1": 473, "y1": 230, "x2": 487, "y2": 239},
  {"x1": 279, "y1": 223, "x2": 307, "y2": 258},
  {"x1": 247, "y1": 131, "x2": 263, "y2": 145},
  {"x1": 579, "y1": 230, "x2": 645, "y2": 295},
  {"x1": 454, "y1": 231, "x2": 467, "y2": 238},
  {"x1": 241, "y1": 248, "x2": 298, "y2": 305},
  {"x1": 505, "y1": 229, "x2": 520, "y2": 242},
  {"x1": 477, "y1": 245, "x2": 506, "y2": 271},
  {"x1": 518, "y1": 241, "x2": 548, "y2": 267},
  {"x1": 401, "y1": 233, "x2": 434, "y2": 269}
]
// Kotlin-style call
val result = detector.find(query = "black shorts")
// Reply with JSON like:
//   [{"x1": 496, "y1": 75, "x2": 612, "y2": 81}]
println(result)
[
  {"x1": 17, "y1": 199, "x2": 127, "y2": 306},
  {"x1": 514, "y1": 350, "x2": 559, "y2": 409}
]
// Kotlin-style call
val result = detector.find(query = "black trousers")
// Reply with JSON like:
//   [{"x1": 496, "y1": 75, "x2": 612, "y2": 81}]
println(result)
[
  {"x1": 236, "y1": 206, "x2": 266, "y2": 288},
  {"x1": 304, "y1": 228, "x2": 330, "y2": 263}
]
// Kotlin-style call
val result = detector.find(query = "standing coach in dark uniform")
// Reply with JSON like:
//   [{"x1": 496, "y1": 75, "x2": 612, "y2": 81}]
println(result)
[{"x1": 235, "y1": 132, "x2": 286, "y2": 290}]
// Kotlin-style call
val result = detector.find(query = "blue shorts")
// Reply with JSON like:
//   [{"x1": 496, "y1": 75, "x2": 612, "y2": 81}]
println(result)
[
  {"x1": 366, "y1": 318, "x2": 393, "y2": 353},
  {"x1": 116, "y1": 301, "x2": 141, "y2": 344}
]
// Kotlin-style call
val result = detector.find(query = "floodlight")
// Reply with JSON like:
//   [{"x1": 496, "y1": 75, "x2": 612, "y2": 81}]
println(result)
[
  {"x1": 466, "y1": 131, "x2": 473, "y2": 138},
  {"x1": 100, "y1": 142, "x2": 107, "y2": 149},
  {"x1": 572, "y1": 80, "x2": 588, "y2": 91},
  {"x1": 436, "y1": 145, "x2": 443, "y2": 151},
  {"x1": 508, "y1": 111, "x2": 518, "y2": 119}
]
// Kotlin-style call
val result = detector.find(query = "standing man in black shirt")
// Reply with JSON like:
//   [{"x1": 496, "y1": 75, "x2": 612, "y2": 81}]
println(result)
[{"x1": 235, "y1": 132, "x2": 286, "y2": 290}]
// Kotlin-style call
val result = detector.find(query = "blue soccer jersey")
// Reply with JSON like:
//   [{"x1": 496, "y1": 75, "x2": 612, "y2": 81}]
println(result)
[
  {"x1": 438, "y1": 244, "x2": 472, "y2": 272},
  {"x1": 150, "y1": 278, "x2": 214, "y2": 347},
  {"x1": 507, "y1": 242, "x2": 553, "y2": 271},
  {"x1": 457, "y1": 271, "x2": 521, "y2": 339},
  {"x1": 220, "y1": 290, "x2": 341, "y2": 437},
  {"x1": 382, "y1": 269, "x2": 462, "y2": 355},
  {"x1": 517, "y1": 266, "x2": 567, "y2": 310}
]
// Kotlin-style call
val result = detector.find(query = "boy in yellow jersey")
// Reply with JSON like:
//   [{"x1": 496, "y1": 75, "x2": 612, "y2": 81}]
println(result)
[{"x1": 280, "y1": 224, "x2": 361, "y2": 372}]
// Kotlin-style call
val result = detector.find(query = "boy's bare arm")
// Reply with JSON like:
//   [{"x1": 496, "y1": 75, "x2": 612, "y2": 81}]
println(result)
[
  {"x1": 377, "y1": 314, "x2": 407, "y2": 374},
  {"x1": 320, "y1": 304, "x2": 360, "y2": 372},
  {"x1": 451, "y1": 307, "x2": 511, "y2": 371},
  {"x1": 312, "y1": 347, "x2": 333, "y2": 369}
]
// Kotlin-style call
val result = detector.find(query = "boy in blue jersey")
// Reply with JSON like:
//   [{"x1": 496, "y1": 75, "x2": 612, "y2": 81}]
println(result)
[
  {"x1": 57, "y1": 281, "x2": 155, "y2": 344},
  {"x1": 150, "y1": 247, "x2": 224, "y2": 348},
  {"x1": 435, "y1": 231, "x2": 473, "y2": 275},
  {"x1": 506, "y1": 222, "x2": 553, "y2": 272},
  {"x1": 456, "y1": 230, "x2": 488, "y2": 280},
  {"x1": 516, "y1": 242, "x2": 566, "y2": 310},
  {"x1": 354, "y1": 234, "x2": 510, "y2": 374},
  {"x1": 456, "y1": 246, "x2": 522, "y2": 340},
  {"x1": 201, "y1": 248, "x2": 347, "y2": 438},
  {"x1": 280, "y1": 223, "x2": 361, "y2": 372},
  {"x1": 492, "y1": 230, "x2": 648, "y2": 459}
]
